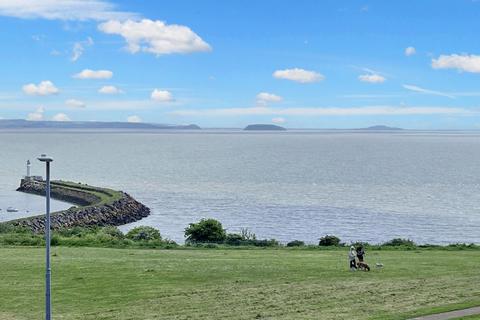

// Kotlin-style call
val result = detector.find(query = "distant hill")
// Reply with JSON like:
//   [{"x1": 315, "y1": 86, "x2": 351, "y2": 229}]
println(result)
[
  {"x1": 0, "y1": 119, "x2": 201, "y2": 130},
  {"x1": 358, "y1": 125, "x2": 403, "y2": 131},
  {"x1": 244, "y1": 124, "x2": 287, "y2": 131}
]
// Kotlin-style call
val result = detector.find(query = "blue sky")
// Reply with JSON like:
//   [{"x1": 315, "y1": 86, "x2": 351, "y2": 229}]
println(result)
[{"x1": 1, "y1": 0, "x2": 480, "y2": 129}]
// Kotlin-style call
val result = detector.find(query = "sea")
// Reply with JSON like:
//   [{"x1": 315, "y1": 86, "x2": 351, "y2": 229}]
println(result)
[{"x1": 1, "y1": 130, "x2": 479, "y2": 245}]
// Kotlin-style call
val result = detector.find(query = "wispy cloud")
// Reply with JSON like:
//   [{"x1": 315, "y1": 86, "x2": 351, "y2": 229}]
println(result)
[
  {"x1": 352, "y1": 66, "x2": 388, "y2": 83},
  {"x1": 71, "y1": 37, "x2": 94, "y2": 62},
  {"x1": 403, "y1": 84, "x2": 455, "y2": 99},
  {"x1": 26, "y1": 106, "x2": 44, "y2": 121},
  {"x1": 0, "y1": 0, "x2": 137, "y2": 21},
  {"x1": 65, "y1": 99, "x2": 86, "y2": 108},
  {"x1": 169, "y1": 106, "x2": 473, "y2": 117},
  {"x1": 256, "y1": 92, "x2": 283, "y2": 106},
  {"x1": 358, "y1": 74, "x2": 385, "y2": 83},
  {"x1": 341, "y1": 94, "x2": 403, "y2": 99}
]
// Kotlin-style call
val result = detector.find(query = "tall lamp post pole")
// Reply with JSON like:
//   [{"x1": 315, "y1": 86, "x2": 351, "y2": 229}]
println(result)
[{"x1": 38, "y1": 154, "x2": 53, "y2": 320}]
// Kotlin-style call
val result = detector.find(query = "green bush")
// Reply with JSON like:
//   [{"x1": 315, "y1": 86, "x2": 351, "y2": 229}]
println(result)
[
  {"x1": 0, "y1": 224, "x2": 29, "y2": 234},
  {"x1": 0, "y1": 224, "x2": 14, "y2": 234},
  {"x1": 56, "y1": 227, "x2": 96, "y2": 238},
  {"x1": 319, "y1": 235, "x2": 341, "y2": 246},
  {"x1": 224, "y1": 232, "x2": 278, "y2": 247},
  {"x1": 184, "y1": 219, "x2": 226, "y2": 243},
  {"x1": 382, "y1": 238, "x2": 416, "y2": 247},
  {"x1": 0, "y1": 233, "x2": 44, "y2": 246},
  {"x1": 99, "y1": 226, "x2": 124, "y2": 239},
  {"x1": 287, "y1": 240, "x2": 305, "y2": 247},
  {"x1": 225, "y1": 233, "x2": 244, "y2": 246},
  {"x1": 250, "y1": 239, "x2": 279, "y2": 247},
  {"x1": 126, "y1": 226, "x2": 161, "y2": 241}
]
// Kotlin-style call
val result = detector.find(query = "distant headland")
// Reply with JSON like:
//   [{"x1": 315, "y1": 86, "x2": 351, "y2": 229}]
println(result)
[
  {"x1": 0, "y1": 119, "x2": 201, "y2": 130},
  {"x1": 244, "y1": 124, "x2": 287, "y2": 131},
  {"x1": 356, "y1": 125, "x2": 403, "y2": 131}
]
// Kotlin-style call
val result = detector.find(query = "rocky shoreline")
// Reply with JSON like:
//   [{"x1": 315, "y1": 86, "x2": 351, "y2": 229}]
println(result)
[{"x1": 8, "y1": 179, "x2": 150, "y2": 233}]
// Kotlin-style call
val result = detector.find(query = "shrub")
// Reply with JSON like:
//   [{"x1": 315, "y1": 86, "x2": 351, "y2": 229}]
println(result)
[
  {"x1": 240, "y1": 228, "x2": 256, "y2": 240},
  {"x1": 184, "y1": 219, "x2": 226, "y2": 243},
  {"x1": 382, "y1": 238, "x2": 415, "y2": 247},
  {"x1": 50, "y1": 235, "x2": 60, "y2": 246},
  {"x1": 126, "y1": 226, "x2": 161, "y2": 241},
  {"x1": 351, "y1": 241, "x2": 370, "y2": 249},
  {"x1": 0, "y1": 224, "x2": 14, "y2": 234},
  {"x1": 287, "y1": 240, "x2": 305, "y2": 247},
  {"x1": 225, "y1": 233, "x2": 244, "y2": 246},
  {"x1": 251, "y1": 239, "x2": 279, "y2": 247},
  {"x1": 0, "y1": 224, "x2": 29, "y2": 234},
  {"x1": 319, "y1": 235, "x2": 341, "y2": 246},
  {"x1": 56, "y1": 227, "x2": 96, "y2": 238},
  {"x1": 99, "y1": 226, "x2": 124, "y2": 239},
  {"x1": 0, "y1": 233, "x2": 44, "y2": 246}
]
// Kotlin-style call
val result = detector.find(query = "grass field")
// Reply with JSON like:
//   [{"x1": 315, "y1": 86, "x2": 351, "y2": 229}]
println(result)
[{"x1": 1, "y1": 247, "x2": 479, "y2": 320}]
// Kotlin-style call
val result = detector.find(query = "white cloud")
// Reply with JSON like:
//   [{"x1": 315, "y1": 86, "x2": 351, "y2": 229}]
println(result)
[
  {"x1": 52, "y1": 113, "x2": 71, "y2": 121},
  {"x1": 358, "y1": 74, "x2": 386, "y2": 83},
  {"x1": 65, "y1": 99, "x2": 86, "y2": 108},
  {"x1": 31, "y1": 34, "x2": 45, "y2": 42},
  {"x1": 405, "y1": 46, "x2": 416, "y2": 56},
  {"x1": 98, "y1": 85, "x2": 122, "y2": 94},
  {"x1": 170, "y1": 106, "x2": 471, "y2": 117},
  {"x1": 71, "y1": 37, "x2": 94, "y2": 62},
  {"x1": 272, "y1": 117, "x2": 286, "y2": 124},
  {"x1": 403, "y1": 84, "x2": 455, "y2": 99},
  {"x1": 273, "y1": 68, "x2": 324, "y2": 83},
  {"x1": 256, "y1": 92, "x2": 283, "y2": 105},
  {"x1": 0, "y1": 0, "x2": 136, "y2": 21},
  {"x1": 432, "y1": 54, "x2": 480, "y2": 73},
  {"x1": 73, "y1": 69, "x2": 113, "y2": 79},
  {"x1": 26, "y1": 106, "x2": 44, "y2": 121},
  {"x1": 127, "y1": 115, "x2": 142, "y2": 123},
  {"x1": 151, "y1": 89, "x2": 173, "y2": 102},
  {"x1": 22, "y1": 80, "x2": 59, "y2": 96},
  {"x1": 98, "y1": 19, "x2": 211, "y2": 56}
]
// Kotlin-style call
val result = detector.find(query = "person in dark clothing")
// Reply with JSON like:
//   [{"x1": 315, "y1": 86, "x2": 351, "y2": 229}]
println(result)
[{"x1": 356, "y1": 246, "x2": 365, "y2": 262}]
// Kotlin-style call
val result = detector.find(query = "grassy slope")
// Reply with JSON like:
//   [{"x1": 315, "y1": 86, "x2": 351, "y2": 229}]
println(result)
[
  {"x1": 1, "y1": 247, "x2": 479, "y2": 320},
  {"x1": 51, "y1": 181, "x2": 124, "y2": 205}
]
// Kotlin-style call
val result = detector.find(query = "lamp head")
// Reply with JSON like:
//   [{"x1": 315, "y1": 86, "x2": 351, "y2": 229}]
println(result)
[{"x1": 37, "y1": 154, "x2": 53, "y2": 163}]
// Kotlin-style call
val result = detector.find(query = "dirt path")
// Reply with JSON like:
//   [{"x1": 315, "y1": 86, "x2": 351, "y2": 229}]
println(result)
[{"x1": 409, "y1": 306, "x2": 480, "y2": 320}]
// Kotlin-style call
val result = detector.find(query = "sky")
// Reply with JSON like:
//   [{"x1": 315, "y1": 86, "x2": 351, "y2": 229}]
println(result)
[{"x1": 1, "y1": 0, "x2": 480, "y2": 129}]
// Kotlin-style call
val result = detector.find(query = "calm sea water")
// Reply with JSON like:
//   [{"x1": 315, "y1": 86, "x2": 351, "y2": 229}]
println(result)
[{"x1": 1, "y1": 130, "x2": 479, "y2": 245}]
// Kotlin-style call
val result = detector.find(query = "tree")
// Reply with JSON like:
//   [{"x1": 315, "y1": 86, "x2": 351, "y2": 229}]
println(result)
[
  {"x1": 184, "y1": 218, "x2": 226, "y2": 243},
  {"x1": 126, "y1": 226, "x2": 161, "y2": 241},
  {"x1": 319, "y1": 235, "x2": 341, "y2": 246}
]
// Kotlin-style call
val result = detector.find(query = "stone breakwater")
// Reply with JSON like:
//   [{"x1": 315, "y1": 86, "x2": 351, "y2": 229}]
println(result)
[{"x1": 8, "y1": 179, "x2": 150, "y2": 233}]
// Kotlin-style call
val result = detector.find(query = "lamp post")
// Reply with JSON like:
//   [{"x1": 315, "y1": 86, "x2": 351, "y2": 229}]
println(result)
[{"x1": 38, "y1": 154, "x2": 53, "y2": 320}]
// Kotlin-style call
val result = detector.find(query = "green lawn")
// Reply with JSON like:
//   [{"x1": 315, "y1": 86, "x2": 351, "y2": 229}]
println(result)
[{"x1": 0, "y1": 247, "x2": 479, "y2": 320}]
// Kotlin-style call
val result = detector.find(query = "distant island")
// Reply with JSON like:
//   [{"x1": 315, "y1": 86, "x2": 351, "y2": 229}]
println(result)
[
  {"x1": 244, "y1": 124, "x2": 287, "y2": 131},
  {"x1": 0, "y1": 119, "x2": 201, "y2": 130},
  {"x1": 357, "y1": 125, "x2": 403, "y2": 131}
]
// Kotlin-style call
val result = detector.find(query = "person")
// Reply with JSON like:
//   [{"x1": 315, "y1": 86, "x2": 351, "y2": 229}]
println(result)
[
  {"x1": 348, "y1": 246, "x2": 357, "y2": 271},
  {"x1": 356, "y1": 245, "x2": 365, "y2": 263}
]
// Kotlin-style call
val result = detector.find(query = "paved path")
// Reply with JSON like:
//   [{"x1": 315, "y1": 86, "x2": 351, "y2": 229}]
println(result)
[{"x1": 409, "y1": 306, "x2": 480, "y2": 320}]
